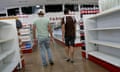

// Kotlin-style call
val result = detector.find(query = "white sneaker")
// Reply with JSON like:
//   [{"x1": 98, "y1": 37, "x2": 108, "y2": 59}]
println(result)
[{"x1": 64, "y1": 58, "x2": 70, "y2": 62}]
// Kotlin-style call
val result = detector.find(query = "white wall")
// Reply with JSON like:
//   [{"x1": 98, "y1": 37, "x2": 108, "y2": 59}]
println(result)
[{"x1": 0, "y1": 0, "x2": 98, "y2": 12}]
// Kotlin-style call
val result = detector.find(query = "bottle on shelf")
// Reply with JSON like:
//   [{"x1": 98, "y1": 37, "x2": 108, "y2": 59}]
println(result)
[
  {"x1": 80, "y1": 33, "x2": 85, "y2": 40},
  {"x1": 80, "y1": 23, "x2": 84, "y2": 30},
  {"x1": 81, "y1": 42, "x2": 86, "y2": 50},
  {"x1": 91, "y1": 5, "x2": 94, "y2": 14},
  {"x1": 92, "y1": 5, "x2": 95, "y2": 14},
  {"x1": 80, "y1": 18, "x2": 84, "y2": 30},
  {"x1": 80, "y1": 5, "x2": 83, "y2": 14},
  {"x1": 87, "y1": 5, "x2": 90, "y2": 14},
  {"x1": 84, "y1": 4, "x2": 87, "y2": 14},
  {"x1": 96, "y1": 5, "x2": 99, "y2": 13}
]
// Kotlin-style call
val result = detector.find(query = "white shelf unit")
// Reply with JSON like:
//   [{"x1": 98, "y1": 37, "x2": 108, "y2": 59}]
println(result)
[
  {"x1": 0, "y1": 48, "x2": 15, "y2": 61},
  {"x1": 80, "y1": 14, "x2": 97, "y2": 51},
  {"x1": 89, "y1": 40, "x2": 120, "y2": 49},
  {"x1": 53, "y1": 29, "x2": 81, "y2": 44},
  {"x1": 50, "y1": 14, "x2": 81, "y2": 45},
  {"x1": 88, "y1": 27, "x2": 120, "y2": 31},
  {"x1": 0, "y1": 19, "x2": 21, "y2": 72},
  {"x1": 19, "y1": 29, "x2": 31, "y2": 35},
  {"x1": 84, "y1": 6, "x2": 120, "y2": 68},
  {"x1": 19, "y1": 24, "x2": 33, "y2": 51},
  {"x1": 0, "y1": 38, "x2": 14, "y2": 43},
  {"x1": 99, "y1": 0, "x2": 120, "y2": 12},
  {"x1": 88, "y1": 51, "x2": 120, "y2": 67}
]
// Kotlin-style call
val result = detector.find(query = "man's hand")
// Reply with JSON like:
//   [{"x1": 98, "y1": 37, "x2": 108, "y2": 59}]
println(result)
[
  {"x1": 50, "y1": 36, "x2": 54, "y2": 42},
  {"x1": 34, "y1": 39, "x2": 37, "y2": 43},
  {"x1": 61, "y1": 23, "x2": 65, "y2": 42},
  {"x1": 62, "y1": 36, "x2": 64, "y2": 41},
  {"x1": 33, "y1": 39, "x2": 37, "y2": 48}
]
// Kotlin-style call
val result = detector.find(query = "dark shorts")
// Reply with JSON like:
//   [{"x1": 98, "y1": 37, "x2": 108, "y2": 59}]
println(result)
[{"x1": 65, "y1": 36, "x2": 75, "y2": 47}]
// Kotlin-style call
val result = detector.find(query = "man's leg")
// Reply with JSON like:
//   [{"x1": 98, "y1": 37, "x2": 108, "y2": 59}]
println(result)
[
  {"x1": 64, "y1": 37, "x2": 70, "y2": 61},
  {"x1": 45, "y1": 38, "x2": 54, "y2": 65},
  {"x1": 69, "y1": 36, "x2": 75, "y2": 63},
  {"x1": 38, "y1": 40, "x2": 48, "y2": 66},
  {"x1": 65, "y1": 46, "x2": 70, "y2": 59},
  {"x1": 69, "y1": 46, "x2": 74, "y2": 63}
]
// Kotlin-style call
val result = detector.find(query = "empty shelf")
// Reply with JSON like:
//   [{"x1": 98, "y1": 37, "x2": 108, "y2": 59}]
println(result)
[
  {"x1": 0, "y1": 38, "x2": 14, "y2": 43},
  {"x1": 0, "y1": 49, "x2": 15, "y2": 61},
  {"x1": 89, "y1": 40, "x2": 120, "y2": 49},
  {"x1": 0, "y1": 22, "x2": 11, "y2": 26},
  {"x1": 88, "y1": 27, "x2": 120, "y2": 31},
  {"x1": 89, "y1": 6, "x2": 120, "y2": 19},
  {"x1": 0, "y1": 54, "x2": 19, "y2": 72},
  {"x1": 89, "y1": 51, "x2": 120, "y2": 67}
]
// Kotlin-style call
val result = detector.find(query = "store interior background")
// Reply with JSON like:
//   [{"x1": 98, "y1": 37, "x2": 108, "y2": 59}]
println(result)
[{"x1": 0, "y1": 0, "x2": 120, "y2": 72}]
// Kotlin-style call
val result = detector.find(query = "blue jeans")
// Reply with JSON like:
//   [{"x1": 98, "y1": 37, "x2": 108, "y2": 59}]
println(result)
[{"x1": 38, "y1": 38, "x2": 53, "y2": 65}]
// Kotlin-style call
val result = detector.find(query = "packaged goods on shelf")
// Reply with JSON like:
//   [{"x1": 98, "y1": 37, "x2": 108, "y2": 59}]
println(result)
[{"x1": 18, "y1": 23, "x2": 33, "y2": 53}]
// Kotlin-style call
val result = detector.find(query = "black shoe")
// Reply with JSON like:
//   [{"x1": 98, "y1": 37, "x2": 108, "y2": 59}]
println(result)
[
  {"x1": 43, "y1": 64, "x2": 48, "y2": 67},
  {"x1": 50, "y1": 62, "x2": 54, "y2": 66},
  {"x1": 64, "y1": 58, "x2": 70, "y2": 62},
  {"x1": 66, "y1": 59, "x2": 70, "y2": 62},
  {"x1": 70, "y1": 60, "x2": 74, "y2": 63}
]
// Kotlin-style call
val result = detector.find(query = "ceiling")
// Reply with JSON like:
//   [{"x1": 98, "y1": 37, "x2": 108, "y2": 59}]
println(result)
[{"x1": 0, "y1": 0, "x2": 98, "y2": 12}]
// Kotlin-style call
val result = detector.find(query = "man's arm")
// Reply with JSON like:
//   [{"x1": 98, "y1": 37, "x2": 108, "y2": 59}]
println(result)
[
  {"x1": 33, "y1": 24, "x2": 36, "y2": 39},
  {"x1": 62, "y1": 24, "x2": 65, "y2": 41},
  {"x1": 32, "y1": 24, "x2": 37, "y2": 47},
  {"x1": 73, "y1": 17, "x2": 76, "y2": 36},
  {"x1": 61, "y1": 17, "x2": 65, "y2": 41},
  {"x1": 48, "y1": 23, "x2": 53, "y2": 38}
]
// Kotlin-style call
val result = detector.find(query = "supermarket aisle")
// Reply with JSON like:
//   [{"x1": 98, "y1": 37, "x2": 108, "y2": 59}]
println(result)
[{"x1": 23, "y1": 40, "x2": 108, "y2": 72}]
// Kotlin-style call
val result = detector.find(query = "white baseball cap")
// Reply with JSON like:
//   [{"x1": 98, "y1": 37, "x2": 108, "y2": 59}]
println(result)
[{"x1": 36, "y1": 9, "x2": 45, "y2": 14}]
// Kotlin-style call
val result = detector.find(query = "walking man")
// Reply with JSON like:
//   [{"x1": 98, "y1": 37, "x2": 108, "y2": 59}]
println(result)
[
  {"x1": 33, "y1": 9, "x2": 54, "y2": 67},
  {"x1": 61, "y1": 9, "x2": 76, "y2": 63}
]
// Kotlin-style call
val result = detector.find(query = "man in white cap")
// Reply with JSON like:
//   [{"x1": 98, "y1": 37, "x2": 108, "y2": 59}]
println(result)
[{"x1": 33, "y1": 9, "x2": 54, "y2": 67}]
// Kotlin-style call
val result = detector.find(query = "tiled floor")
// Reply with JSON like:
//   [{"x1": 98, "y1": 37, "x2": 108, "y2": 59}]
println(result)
[{"x1": 22, "y1": 40, "x2": 109, "y2": 72}]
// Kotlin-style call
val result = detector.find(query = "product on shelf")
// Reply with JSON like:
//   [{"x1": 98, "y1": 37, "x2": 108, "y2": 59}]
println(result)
[
  {"x1": 80, "y1": 4, "x2": 99, "y2": 53},
  {"x1": 80, "y1": 19, "x2": 84, "y2": 30},
  {"x1": 19, "y1": 24, "x2": 33, "y2": 53},
  {"x1": 80, "y1": 4, "x2": 99, "y2": 18},
  {"x1": 80, "y1": 24, "x2": 84, "y2": 30}
]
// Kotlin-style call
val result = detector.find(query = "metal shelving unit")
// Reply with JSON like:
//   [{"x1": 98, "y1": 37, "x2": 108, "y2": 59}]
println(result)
[
  {"x1": 84, "y1": 6, "x2": 120, "y2": 70},
  {"x1": 0, "y1": 19, "x2": 21, "y2": 72}
]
